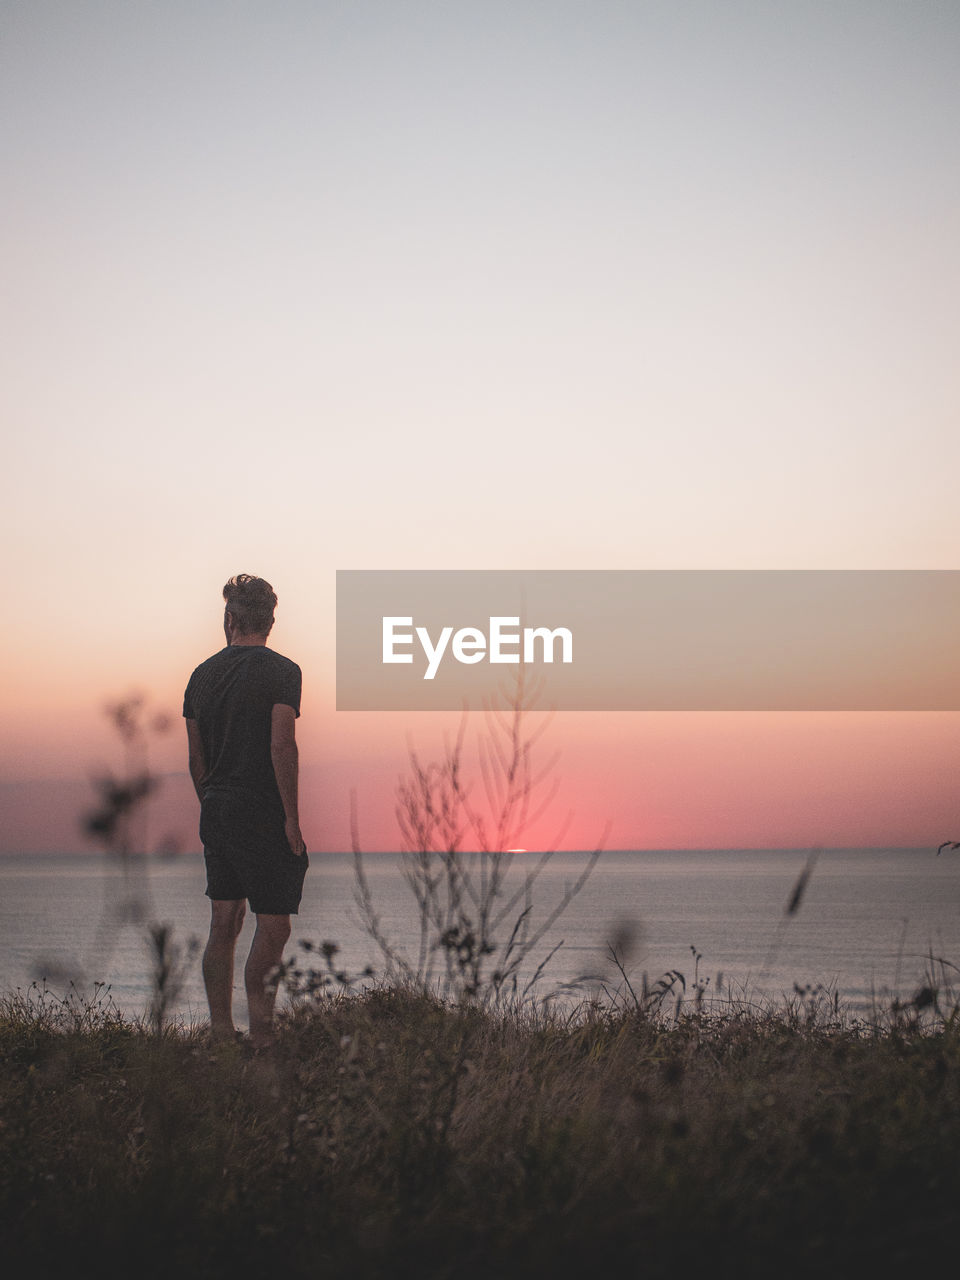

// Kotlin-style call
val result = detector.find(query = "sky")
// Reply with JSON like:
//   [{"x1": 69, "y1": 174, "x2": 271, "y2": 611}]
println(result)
[{"x1": 2, "y1": 0, "x2": 959, "y2": 853}]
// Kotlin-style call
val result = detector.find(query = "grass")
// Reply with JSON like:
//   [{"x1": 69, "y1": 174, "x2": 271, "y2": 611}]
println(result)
[
  {"x1": 2, "y1": 974, "x2": 959, "y2": 1279},
  {"x1": 61, "y1": 690, "x2": 958, "y2": 1272}
]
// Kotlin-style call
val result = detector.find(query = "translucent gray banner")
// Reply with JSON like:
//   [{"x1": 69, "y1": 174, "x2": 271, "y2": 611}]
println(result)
[{"x1": 336, "y1": 570, "x2": 960, "y2": 711}]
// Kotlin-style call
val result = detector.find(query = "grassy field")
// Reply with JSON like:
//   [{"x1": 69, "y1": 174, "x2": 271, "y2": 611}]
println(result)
[{"x1": 2, "y1": 972, "x2": 959, "y2": 1280}]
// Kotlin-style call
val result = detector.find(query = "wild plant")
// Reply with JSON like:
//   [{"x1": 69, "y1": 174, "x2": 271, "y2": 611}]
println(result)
[
  {"x1": 276, "y1": 939, "x2": 375, "y2": 1003},
  {"x1": 760, "y1": 845, "x2": 820, "y2": 981},
  {"x1": 78, "y1": 693, "x2": 198, "y2": 1023},
  {"x1": 600, "y1": 940, "x2": 714, "y2": 1022},
  {"x1": 0, "y1": 978, "x2": 124, "y2": 1034},
  {"x1": 82, "y1": 694, "x2": 171, "y2": 949},
  {"x1": 147, "y1": 924, "x2": 200, "y2": 1035},
  {"x1": 351, "y1": 668, "x2": 608, "y2": 1003}
]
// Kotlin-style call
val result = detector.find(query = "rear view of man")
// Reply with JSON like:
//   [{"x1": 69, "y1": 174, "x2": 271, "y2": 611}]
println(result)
[{"x1": 183, "y1": 574, "x2": 307, "y2": 1048}]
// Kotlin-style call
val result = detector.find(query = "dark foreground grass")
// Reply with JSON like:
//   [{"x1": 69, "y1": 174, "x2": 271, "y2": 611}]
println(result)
[{"x1": 2, "y1": 982, "x2": 959, "y2": 1280}]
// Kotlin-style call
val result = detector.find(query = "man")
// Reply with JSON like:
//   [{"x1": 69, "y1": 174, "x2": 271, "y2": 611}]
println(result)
[{"x1": 183, "y1": 574, "x2": 307, "y2": 1048}]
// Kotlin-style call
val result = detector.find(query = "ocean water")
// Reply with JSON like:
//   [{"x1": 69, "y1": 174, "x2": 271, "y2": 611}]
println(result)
[{"x1": 1, "y1": 848, "x2": 958, "y2": 1028}]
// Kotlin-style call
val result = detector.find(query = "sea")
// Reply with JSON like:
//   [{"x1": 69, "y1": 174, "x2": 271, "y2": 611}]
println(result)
[{"x1": 1, "y1": 848, "x2": 958, "y2": 1029}]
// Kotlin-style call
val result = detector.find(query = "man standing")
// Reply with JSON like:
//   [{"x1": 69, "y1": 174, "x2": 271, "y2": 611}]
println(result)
[{"x1": 184, "y1": 574, "x2": 307, "y2": 1048}]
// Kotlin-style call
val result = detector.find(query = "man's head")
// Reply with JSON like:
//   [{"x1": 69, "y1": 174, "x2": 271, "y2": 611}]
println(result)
[{"x1": 222, "y1": 574, "x2": 277, "y2": 641}]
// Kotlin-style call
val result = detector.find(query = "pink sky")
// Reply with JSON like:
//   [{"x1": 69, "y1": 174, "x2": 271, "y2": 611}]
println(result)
[
  {"x1": 3, "y1": 4, "x2": 959, "y2": 854},
  {"x1": 2, "y1": 695, "x2": 957, "y2": 853}
]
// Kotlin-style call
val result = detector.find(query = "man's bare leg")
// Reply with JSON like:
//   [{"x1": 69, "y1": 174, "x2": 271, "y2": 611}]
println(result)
[
  {"x1": 203, "y1": 899, "x2": 246, "y2": 1039},
  {"x1": 245, "y1": 913, "x2": 292, "y2": 1048}
]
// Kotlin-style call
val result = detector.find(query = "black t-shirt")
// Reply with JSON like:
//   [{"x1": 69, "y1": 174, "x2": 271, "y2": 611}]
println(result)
[{"x1": 183, "y1": 645, "x2": 301, "y2": 812}]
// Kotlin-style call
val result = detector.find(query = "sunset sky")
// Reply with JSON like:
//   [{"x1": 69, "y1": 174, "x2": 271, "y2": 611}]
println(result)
[{"x1": 2, "y1": 1, "x2": 959, "y2": 853}]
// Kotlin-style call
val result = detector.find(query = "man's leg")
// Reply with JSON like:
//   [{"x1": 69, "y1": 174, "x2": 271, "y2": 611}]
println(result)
[
  {"x1": 202, "y1": 898, "x2": 246, "y2": 1039},
  {"x1": 245, "y1": 914, "x2": 292, "y2": 1048}
]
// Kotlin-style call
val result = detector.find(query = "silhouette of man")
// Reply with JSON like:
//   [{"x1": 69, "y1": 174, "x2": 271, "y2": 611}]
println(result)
[{"x1": 184, "y1": 574, "x2": 307, "y2": 1047}]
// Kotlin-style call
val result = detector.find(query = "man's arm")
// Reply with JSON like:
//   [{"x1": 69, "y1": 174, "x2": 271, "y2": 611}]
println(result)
[
  {"x1": 185, "y1": 719, "x2": 207, "y2": 802},
  {"x1": 271, "y1": 703, "x2": 305, "y2": 855}
]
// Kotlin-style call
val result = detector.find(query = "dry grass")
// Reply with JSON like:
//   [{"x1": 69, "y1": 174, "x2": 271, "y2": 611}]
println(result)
[{"x1": 2, "y1": 973, "x2": 959, "y2": 1279}]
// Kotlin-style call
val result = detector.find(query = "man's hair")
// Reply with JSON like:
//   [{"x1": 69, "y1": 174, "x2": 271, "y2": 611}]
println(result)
[{"x1": 222, "y1": 574, "x2": 277, "y2": 637}]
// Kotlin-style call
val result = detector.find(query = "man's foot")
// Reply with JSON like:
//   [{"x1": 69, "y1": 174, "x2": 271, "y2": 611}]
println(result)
[
  {"x1": 208, "y1": 1023, "x2": 242, "y2": 1044},
  {"x1": 247, "y1": 1034, "x2": 276, "y2": 1052}
]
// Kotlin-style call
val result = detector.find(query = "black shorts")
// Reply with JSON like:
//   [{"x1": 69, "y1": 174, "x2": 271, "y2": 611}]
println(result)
[{"x1": 200, "y1": 791, "x2": 308, "y2": 915}]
